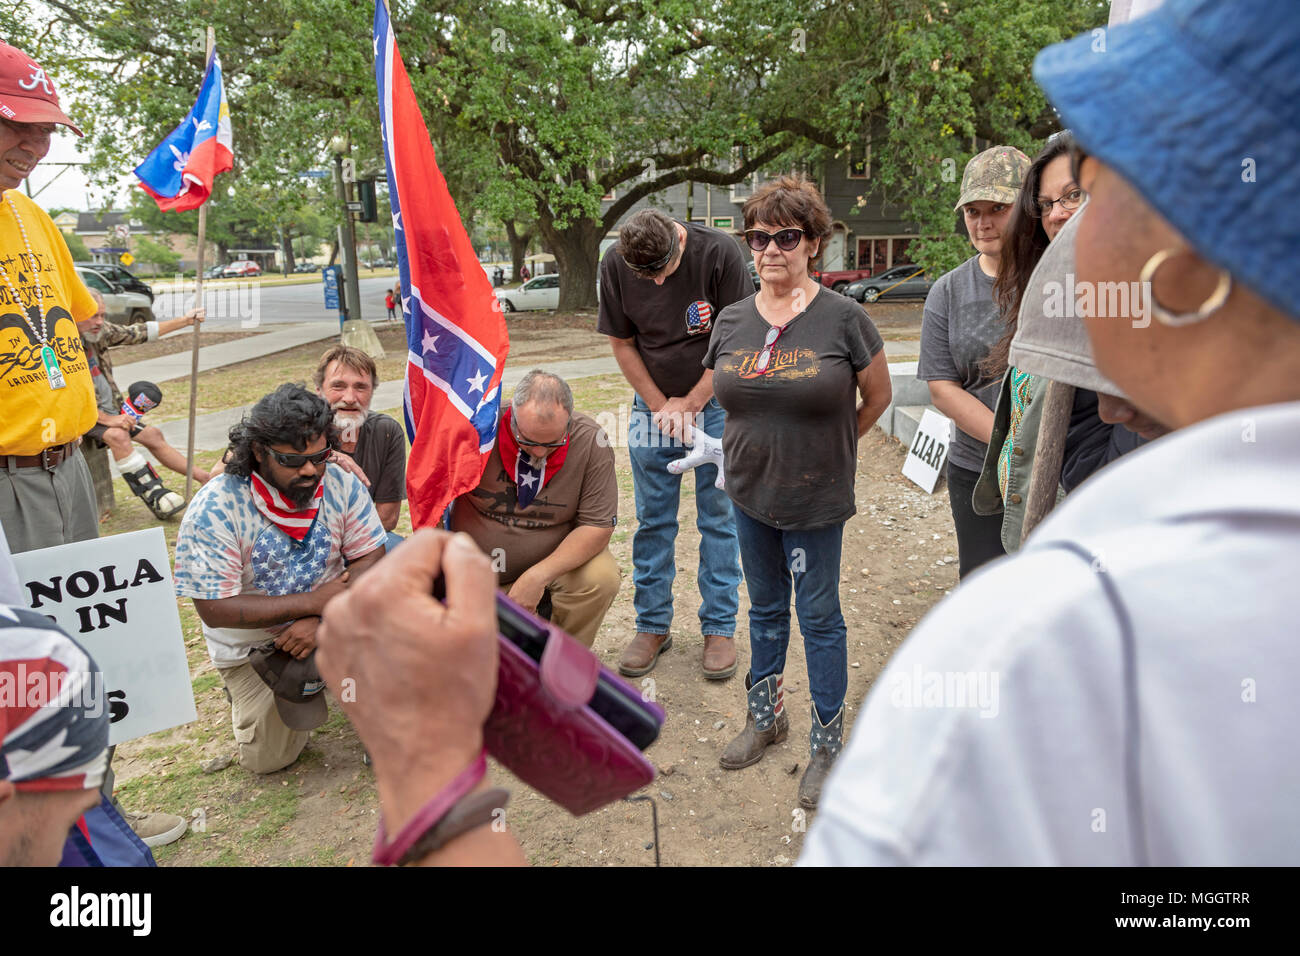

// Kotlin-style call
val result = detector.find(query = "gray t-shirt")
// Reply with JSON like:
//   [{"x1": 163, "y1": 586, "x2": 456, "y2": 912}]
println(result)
[
  {"x1": 706, "y1": 288, "x2": 884, "y2": 530},
  {"x1": 917, "y1": 255, "x2": 1003, "y2": 472}
]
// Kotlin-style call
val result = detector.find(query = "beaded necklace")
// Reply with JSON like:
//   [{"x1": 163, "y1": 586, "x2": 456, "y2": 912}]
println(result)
[{"x1": 0, "y1": 192, "x2": 64, "y2": 389}]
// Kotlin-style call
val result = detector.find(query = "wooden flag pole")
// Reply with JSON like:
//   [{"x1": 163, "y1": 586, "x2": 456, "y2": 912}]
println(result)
[{"x1": 183, "y1": 25, "x2": 216, "y2": 505}]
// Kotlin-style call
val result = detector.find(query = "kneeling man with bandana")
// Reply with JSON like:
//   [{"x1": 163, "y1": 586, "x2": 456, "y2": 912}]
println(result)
[
  {"x1": 450, "y1": 369, "x2": 619, "y2": 648},
  {"x1": 173, "y1": 384, "x2": 386, "y2": 773}
]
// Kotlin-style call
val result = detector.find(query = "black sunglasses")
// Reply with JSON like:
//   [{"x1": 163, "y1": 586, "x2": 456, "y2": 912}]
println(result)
[
  {"x1": 266, "y1": 447, "x2": 332, "y2": 468},
  {"x1": 627, "y1": 232, "x2": 679, "y2": 276},
  {"x1": 744, "y1": 228, "x2": 808, "y2": 252},
  {"x1": 513, "y1": 416, "x2": 571, "y2": 449}
]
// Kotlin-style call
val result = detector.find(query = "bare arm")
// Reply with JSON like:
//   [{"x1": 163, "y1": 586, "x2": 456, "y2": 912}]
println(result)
[
  {"x1": 928, "y1": 380, "x2": 995, "y2": 445},
  {"x1": 856, "y1": 350, "x2": 893, "y2": 437},
  {"x1": 192, "y1": 579, "x2": 348, "y2": 629},
  {"x1": 607, "y1": 335, "x2": 666, "y2": 410},
  {"x1": 375, "y1": 501, "x2": 401, "y2": 532},
  {"x1": 506, "y1": 525, "x2": 613, "y2": 612},
  {"x1": 346, "y1": 546, "x2": 386, "y2": 581},
  {"x1": 156, "y1": 308, "x2": 204, "y2": 339}
]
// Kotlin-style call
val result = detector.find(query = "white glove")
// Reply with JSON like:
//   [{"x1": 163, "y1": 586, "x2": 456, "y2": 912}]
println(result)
[{"x1": 667, "y1": 425, "x2": 725, "y2": 490}]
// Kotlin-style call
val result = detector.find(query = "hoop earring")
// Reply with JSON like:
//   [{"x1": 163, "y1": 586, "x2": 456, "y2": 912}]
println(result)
[{"x1": 1139, "y1": 247, "x2": 1232, "y2": 327}]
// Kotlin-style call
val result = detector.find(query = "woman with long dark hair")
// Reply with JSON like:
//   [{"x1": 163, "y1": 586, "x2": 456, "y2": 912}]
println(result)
[{"x1": 972, "y1": 133, "x2": 1166, "y2": 550}]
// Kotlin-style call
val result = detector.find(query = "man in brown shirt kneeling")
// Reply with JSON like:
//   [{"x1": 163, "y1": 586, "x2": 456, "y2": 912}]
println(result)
[{"x1": 450, "y1": 369, "x2": 620, "y2": 647}]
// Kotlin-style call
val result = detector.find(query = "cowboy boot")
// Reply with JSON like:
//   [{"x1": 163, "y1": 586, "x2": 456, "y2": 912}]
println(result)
[
  {"x1": 720, "y1": 672, "x2": 788, "y2": 770},
  {"x1": 798, "y1": 703, "x2": 844, "y2": 810},
  {"x1": 119, "y1": 451, "x2": 186, "y2": 520}
]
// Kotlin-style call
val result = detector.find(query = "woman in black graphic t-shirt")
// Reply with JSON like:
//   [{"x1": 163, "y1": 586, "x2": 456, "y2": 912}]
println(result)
[{"x1": 703, "y1": 175, "x2": 892, "y2": 810}]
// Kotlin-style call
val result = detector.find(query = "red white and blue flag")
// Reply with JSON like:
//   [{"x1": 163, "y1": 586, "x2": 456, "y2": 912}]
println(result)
[
  {"x1": 134, "y1": 48, "x2": 233, "y2": 212},
  {"x1": 374, "y1": 0, "x2": 510, "y2": 527}
]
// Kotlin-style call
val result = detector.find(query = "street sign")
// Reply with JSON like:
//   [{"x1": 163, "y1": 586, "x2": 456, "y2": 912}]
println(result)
[
  {"x1": 322, "y1": 265, "x2": 341, "y2": 310},
  {"x1": 298, "y1": 169, "x2": 331, "y2": 179},
  {"x1": 346, "y1": 201, "x2": 363, "y2": 212},
  {"x1": 119, "y1": 252, "x2": 134, "y2": 266}
]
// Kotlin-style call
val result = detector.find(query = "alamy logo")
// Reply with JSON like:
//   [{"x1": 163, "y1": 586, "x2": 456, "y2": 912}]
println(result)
[
  {"x1": 888, "y1": 664, "x2": 1000, "y2": 718},
  {"x1": 50, "y1": 886, "x2": 151, "y2": 936}
]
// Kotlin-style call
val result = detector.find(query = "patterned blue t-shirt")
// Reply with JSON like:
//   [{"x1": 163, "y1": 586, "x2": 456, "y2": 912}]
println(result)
[{"x1": 173, "y1": 466, "x2": 387, "y2": 664}]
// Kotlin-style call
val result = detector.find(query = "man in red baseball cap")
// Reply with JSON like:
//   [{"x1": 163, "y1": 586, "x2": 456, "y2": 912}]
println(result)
[{"x1": 0, "y1": 41, "x2": 102, "y2": 556}]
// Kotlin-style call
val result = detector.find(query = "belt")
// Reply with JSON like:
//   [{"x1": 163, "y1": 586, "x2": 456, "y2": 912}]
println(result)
[{"x1": 7, "y1": 441, "x2": 78, "y2": 472}]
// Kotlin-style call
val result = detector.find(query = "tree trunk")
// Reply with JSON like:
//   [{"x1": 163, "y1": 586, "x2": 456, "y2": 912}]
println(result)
[
  {"x1": 503, "y1": 219, "x2": 532, "y2": 283},
  {"x1": 279, "y1": 228, "x2": 296, "y2": 274},
  {"x1": 543, "y1": 218, "x2": 602, "y2": 312}
]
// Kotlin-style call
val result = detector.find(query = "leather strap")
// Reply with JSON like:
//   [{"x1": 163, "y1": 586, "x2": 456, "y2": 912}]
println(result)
[
  {"x1": 371, "y1": 750, "x2": 488, "y2": 866},
  {"x1": 397, "y1": 788, "x2": 511, "y2": 866},
  {"x1": 6, "y1": 441, "x2": 76, "y2": 471}
]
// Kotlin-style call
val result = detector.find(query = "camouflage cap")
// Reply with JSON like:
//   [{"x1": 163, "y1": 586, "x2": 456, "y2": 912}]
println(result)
[{"x1": 954, "y1": 146, "x2": 1031, "y2": 211}]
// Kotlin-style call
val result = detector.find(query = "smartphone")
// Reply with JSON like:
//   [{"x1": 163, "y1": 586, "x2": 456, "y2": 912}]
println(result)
[{"x1": 433, "y1": 577, "x2": 662, "y2": 750}]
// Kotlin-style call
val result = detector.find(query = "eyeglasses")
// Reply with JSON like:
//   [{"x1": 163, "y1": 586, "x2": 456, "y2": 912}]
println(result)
[
  {"x1": 267, "y1": 447, "x2": 332, "y2": 468},
  {"x1": 513, "y1": 416, "x2": 571, "y2": 449},
  {"x1": 1034, "y1": 187, "x2": 1087, "y2": 217},
  {"x1": 753, "y1": 323, "x2": 787, "y2": 375},
  {"x1": 744, "y1": 228, "x2": 808, "y2": 252}
]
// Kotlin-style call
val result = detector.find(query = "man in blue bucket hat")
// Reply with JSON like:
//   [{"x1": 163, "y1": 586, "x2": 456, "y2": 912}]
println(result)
[{"x1": 796, "y1": 0, "x2": 1300, "y2": 866}]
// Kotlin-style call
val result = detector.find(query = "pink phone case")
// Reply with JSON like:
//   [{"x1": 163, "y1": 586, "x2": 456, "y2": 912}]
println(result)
[{"x1": 485, "y1": 602, "x2": 664, "y2": 815}]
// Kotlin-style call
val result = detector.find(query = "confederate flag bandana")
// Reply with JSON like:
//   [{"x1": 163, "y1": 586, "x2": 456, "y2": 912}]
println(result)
[
  {"x1": 499, "y1": 407, "x2": 569, "y2": 509},
  {"x1": 250, "y1": 470, "x2": 324, "y2": 542}
]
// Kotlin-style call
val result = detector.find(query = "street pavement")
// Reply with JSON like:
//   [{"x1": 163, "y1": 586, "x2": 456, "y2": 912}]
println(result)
[{"x1": 148, "y1": 274, "x2": 401, "y2": 327}]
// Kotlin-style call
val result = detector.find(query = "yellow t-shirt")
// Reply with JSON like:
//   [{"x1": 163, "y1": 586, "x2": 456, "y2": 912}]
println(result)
[{"x1": 0, "y1": 189, "x2": 98, "y2": 456}]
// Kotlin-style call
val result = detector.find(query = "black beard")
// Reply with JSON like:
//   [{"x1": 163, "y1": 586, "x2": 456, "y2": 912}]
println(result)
[{"x1": 258, "y1": 460, "x2": 320, "y2": 508}]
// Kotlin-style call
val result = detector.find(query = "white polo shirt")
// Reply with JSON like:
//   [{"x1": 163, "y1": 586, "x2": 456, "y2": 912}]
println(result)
[{"x1": 800, "y1": 401, "x2": 1300, "y2": 866}]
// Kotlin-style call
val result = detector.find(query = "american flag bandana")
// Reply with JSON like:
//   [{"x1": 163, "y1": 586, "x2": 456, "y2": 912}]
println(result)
[
  {"x1": 0, "y1": 606, "x2": 110, "y2": 793},
  {"x1": 250, "y1": 470, "x2": 324, "y2": 542},
  {"x1": 498, "y1": 408, "x2": 568, "y2": 509}
]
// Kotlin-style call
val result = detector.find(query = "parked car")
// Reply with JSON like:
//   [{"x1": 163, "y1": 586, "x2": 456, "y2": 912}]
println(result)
[
  {"x1": 76, "y1": 262, "x2": 153, "y2": 302},
  {"x1": 223, "y1": 260, "x2": 262, "y2": 277},
  {"x1": 294, "y1": 262, "x2": 321, "y2": 273},
  {"x1": 75, "y1": 266, "x2": 153, "y2": 323},
  {"x1": 846, "y1": 264, "x2": 932, "y2": 302},
  {"x1": 203, "y1": 264, "x2": 226, "y2": 279},
  {"x1": 811, "y1": 267, "x2": 875, "y2": 294},
  {"x1": 495, "y1": 274, "x2": 560, "y2": 312}
]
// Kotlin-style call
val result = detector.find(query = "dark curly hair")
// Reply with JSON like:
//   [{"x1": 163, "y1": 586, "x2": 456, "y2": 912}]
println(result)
[{"x1": 224, "y1": 383, "x2": 338, "y2": 478}]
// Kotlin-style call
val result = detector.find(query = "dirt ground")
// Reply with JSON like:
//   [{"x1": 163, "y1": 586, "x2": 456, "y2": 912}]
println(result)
[{"x1": 112, "y1": 298, "x2": 952, "y2": 867}]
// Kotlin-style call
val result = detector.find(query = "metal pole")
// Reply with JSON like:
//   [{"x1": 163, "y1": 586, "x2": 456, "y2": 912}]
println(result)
[
  {"x1": 183, "y1": 26, "x2": 215, "y2": 505},
  {"x1": 332, "y1": 154, "x2": 351, "y2": 322}
]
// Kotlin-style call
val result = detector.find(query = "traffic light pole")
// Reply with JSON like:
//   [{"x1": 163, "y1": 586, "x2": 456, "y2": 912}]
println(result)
[{"x1": 332, "y1": 150, "x2": 364, "y2": 324}]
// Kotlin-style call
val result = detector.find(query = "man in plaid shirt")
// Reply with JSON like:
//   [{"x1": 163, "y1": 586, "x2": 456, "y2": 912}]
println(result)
[{"x1": 77, "y1": 290, "x2": 206, "y2": 519}]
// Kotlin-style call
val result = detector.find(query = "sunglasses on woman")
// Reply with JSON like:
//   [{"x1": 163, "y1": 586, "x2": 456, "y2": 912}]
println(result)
[
  {"x1": 744, "y1": 228, "x2": 809, "y2": 252},
  {"x1": 267, "y1": 447, "x2": 333, "y2": 468}
]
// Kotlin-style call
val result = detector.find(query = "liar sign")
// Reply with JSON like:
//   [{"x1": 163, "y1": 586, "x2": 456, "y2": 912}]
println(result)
[{"x1": 902, "y1": 409, "x2": 953, "y2": 493}]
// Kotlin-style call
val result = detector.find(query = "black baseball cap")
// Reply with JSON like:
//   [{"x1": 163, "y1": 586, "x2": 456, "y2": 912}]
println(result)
[{"x1": 247, "y1": 645, "x2": 329, "y2": 731}]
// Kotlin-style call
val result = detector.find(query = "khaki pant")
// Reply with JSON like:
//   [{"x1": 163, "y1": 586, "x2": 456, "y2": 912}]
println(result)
[
  {"x1": 547, "y1": 549, "x2": 621, "y2": 648},
  {"x1": 218, "y1": 660, "x2": 310, "y2": 774}
]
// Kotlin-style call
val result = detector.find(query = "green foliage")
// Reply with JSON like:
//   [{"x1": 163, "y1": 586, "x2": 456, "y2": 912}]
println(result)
[
  {"x1": 134, "y1": 235, "x2": 181, "y2": 272},
  {"x1": 61, "y1": 230, "x2": 91, "y2": 260},
  {"x1": 28, "y1": 0, "x2": 1102, "y2": 291}
]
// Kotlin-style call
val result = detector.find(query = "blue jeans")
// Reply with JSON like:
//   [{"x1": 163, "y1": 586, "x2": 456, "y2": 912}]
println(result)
[
  {"x1": 627, "y1": 395, "x2": 740, "y2": 638},
  {"x1": 734, "y1": 507, "x2": 847, "y2": 723}
]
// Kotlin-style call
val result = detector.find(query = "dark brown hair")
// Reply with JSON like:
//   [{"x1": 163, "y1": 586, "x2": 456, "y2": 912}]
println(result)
[
  {"x1": 742, "y1": 175, "x2": 833, "y2": 272},
  {"x1": 616, "y1": 209, "x2": 677, "y2": 271},
  {"x1": 981, "y1": 132, "x2": 1077, "y2": 380},
  {"x1": 314, "y1": 345, "x2": 379, "y2": 390}
]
